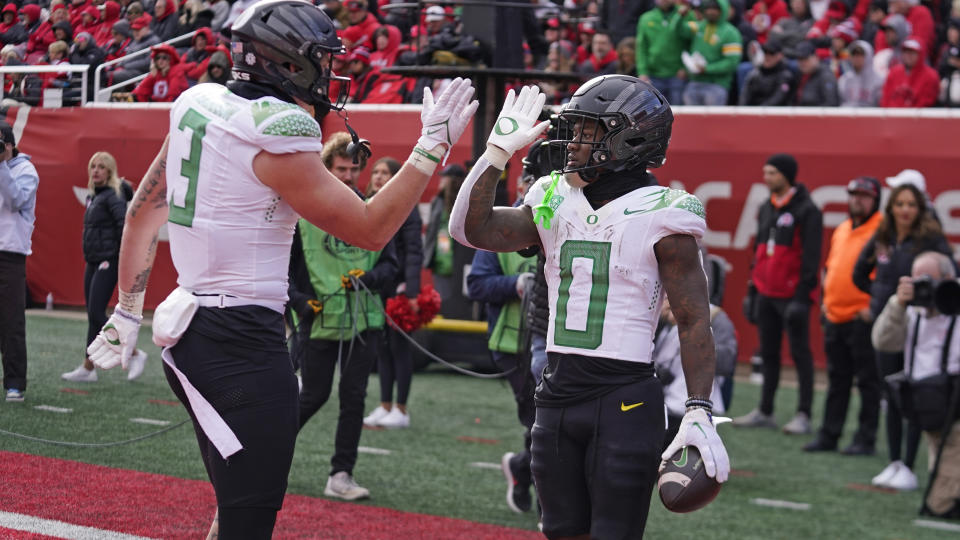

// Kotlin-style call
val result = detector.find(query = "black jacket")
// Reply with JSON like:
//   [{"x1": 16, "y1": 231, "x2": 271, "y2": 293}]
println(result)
[
  {"x1": 386, "y1": 207, "x2": 423, "y2": 298},
  {"x1": 740, "y1": 61, "x2": 796, "y2": 106},
  {"x1": 82, "y1": 185, "x2": 127, "y2": 263},
  {"x1": 795, "y1": 64, "x2": 840, "y2": 106},
  {"x1": 853, "y1": 232, "x2": 954, "y2": 317},
  {"x1": 751, "y1": 184, "x2": 823, "y2": 302}
]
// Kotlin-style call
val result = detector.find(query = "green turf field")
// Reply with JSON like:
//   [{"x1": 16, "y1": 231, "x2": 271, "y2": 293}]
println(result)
[{"x1": 2, "y1": 313, "x2": 956, "y2": 539}]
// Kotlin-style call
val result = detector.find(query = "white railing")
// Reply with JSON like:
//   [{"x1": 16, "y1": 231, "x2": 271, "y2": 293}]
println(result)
[
  {"x1": 92, "y1": 29, "x2": 198, "y2": 103},
  {"x1": 0, "y1": 64, "x2": 90, "y2": 106}
]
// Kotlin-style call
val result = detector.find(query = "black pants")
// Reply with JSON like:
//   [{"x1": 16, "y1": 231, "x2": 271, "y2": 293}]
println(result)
[
  {"x1": 0, "y1": 251, "x2": 27, "y2": 391},
  {"x1": 532, "y1": 378, "x2": 664, "y2": 540},
  {"x1": 877, "y1": 350, "x2": 922, "y2": 468},
  {"x1": 818, "y1": 319, "x2": 881, "y2": 446},
  {"x1": 378, "y1": 326, "x2": 412, "y2": 405},
  {"x1": 756, "y1": 294, "x2": 814, "y2": 416},
  {"x1": 84, "y1": 259, "x2": 118, "y2": 348},
  {"x1": 164, "y1": 306, "x2": 298, "y2": 540},
  {"x1": 495, "y1": 351, "x2": 537, "y2": 485},
  {"x1": 298, "y1": 331, "x2": 379, "y2": 475}
]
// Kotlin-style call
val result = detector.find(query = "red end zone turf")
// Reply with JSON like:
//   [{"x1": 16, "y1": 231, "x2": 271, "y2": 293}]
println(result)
[{"x1": 0, "y1": 451, "x2": 541, "y2": 539}]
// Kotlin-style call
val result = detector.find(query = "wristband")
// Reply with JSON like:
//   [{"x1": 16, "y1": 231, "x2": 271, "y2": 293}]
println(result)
[
  {"x1": 118, "y1": 289, "x2": 145, "y2": 317},
  {"x1": 684, "y1": 396, "x2": 714, "y2": 412},
  {"x1": 407, "y1": 144, "x2": 445, "y2": 176},
  {"x1": 481, "y1": 144, "x2": 511, "y2": 170}
]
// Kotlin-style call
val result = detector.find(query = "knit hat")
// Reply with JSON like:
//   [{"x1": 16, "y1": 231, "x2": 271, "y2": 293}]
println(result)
[
  {"x1": 847, "y1": 176, "x2": 880, "y2": 198},
  {"x1": 349, "y1": 46, "x2": 371, "y2": 65},
  {"x1": 766, "y1": 153, "x2": 798, "y2": 184},
  {"x1": 112, "y1": 19, "x2": 131, "y2": 38}
]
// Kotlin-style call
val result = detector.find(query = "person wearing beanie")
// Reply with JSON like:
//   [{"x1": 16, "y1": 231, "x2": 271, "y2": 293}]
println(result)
[
  {"x1": 735, "y1": 153, "x2": 823, "y2": 436},
  {"x1": 803, "y1": 176, "x2": 883, "y2": 456},
  {"x1": 109, "y1": 13, "x2": 159, "y2": 84},
  {"x1": 104, "y1": 18, "x2": 132, "y2": 61}
]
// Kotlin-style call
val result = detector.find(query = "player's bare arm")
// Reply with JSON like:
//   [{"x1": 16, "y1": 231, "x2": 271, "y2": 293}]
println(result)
[
  {"x1": 457, "y1": 164, "x2": 540, "y2": 252},
  {"x1": 654, "y1": 233, "x2": 716, "y2": 399},
  {"x1": 118, "y1": 134, "x2": 170, "y2": 300},
  {"x1": 449, "y1": 85, "x2": 549, "y2": 251},
  {"x1": 258, "y1": 78, "x2": 478, "y2": 252}
]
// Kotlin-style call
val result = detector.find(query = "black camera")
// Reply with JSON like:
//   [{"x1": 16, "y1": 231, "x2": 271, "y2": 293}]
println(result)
[{"x1": 910, "y1": 276, "x2": 960, "y2": 315}]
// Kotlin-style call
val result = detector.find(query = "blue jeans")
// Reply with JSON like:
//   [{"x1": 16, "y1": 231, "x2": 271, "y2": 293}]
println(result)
[
  {"x1": 682, "y1": 81, "x2": 729, "y2": 105},
  {"x1": 530, "y1": 333, "x2": 547, "y2": 385},
  {"x1": 649, "y1": 76, "x2": 686, "y2": 107}
]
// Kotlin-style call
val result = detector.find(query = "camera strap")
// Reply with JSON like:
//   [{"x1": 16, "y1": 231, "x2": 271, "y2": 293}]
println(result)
[{"x1": 907, "y1": 314, "x2": 957, "y2": 379}]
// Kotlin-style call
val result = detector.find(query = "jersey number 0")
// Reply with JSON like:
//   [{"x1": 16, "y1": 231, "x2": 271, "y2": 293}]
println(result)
[{"x1": 554, "y1": 240, "x2": 611, "y2": 349}]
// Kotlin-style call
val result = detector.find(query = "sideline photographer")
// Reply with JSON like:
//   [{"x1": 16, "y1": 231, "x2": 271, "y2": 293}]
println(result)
[{"x1": 872, "y1": 251, "x2": 960, "y2": 518}]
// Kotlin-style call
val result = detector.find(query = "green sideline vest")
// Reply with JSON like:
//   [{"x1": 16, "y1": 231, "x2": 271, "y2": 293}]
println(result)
[
  {"x1": 488, "y1": 251, "x2": 536, "y2": 354},
  {"x1": 298, "y1": 219, "x2": 385, "y2": 341}
]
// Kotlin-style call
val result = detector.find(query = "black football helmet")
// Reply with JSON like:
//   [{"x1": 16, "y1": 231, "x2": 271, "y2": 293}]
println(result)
[
  {"x1": 550, "y1": 74, "x2": 673, "y2": 180},
  {"x1": 230, "y1": 0, "x2": 350, "y2": 111}
]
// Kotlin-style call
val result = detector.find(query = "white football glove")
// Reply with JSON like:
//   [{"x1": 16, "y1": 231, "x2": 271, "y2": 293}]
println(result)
[
  {"x1": 417, "y1": 77, "x2": 479, "y2": 161},
  {"x1": 484, "y1": 85, "x2": 550, "y2": 169},
  {"x1": 661, "y1": 408, "x2": 730, "y2": 483},
  {"x1": 86, "y1": 308, "x2": 142, "y2": 370}
]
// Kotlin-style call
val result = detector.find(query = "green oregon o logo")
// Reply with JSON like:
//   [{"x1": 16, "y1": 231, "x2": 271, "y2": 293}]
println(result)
[
  {"x1": 586, "y1": 214, "x2": 598, "y2": 224},
  {"x1": 494, "y1": 117, "x2": 520, "y2": 136}
]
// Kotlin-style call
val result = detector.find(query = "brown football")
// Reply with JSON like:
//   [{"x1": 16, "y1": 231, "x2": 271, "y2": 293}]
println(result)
[{"x1": 658, "y1": 445, "x2": 721, "y2": 513}]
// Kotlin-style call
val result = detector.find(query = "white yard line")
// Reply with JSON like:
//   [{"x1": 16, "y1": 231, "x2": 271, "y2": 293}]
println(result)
[
  {"x1": 357, "y1": 446, "x2": 391, "y2": 455},
  {"x1": 468, "y1": 462, "x2": 502, "y2": 471},
  {"x1": 34, "y1": 405, "x2": 72, "y2": 413},
  {"x1": 0, "y1": 511, "x2": 158, "y2": 540},
  {"x1": 750, "y1": 498, "x2": 811, "y2": 511},
  {"x1": 914, "y1": 519, "x2": 960, "y2": 533},
  {"x1": 129, "y1": 418, "x2": 171, "y2": 426}
]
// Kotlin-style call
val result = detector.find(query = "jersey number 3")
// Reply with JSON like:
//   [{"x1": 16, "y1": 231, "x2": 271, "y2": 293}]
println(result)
[
  {"x1": 169, "y1": 108, "x2": 211, "y2": 227},
  {"x1": 554, "y1": 240, "x2": 611, "y2": 349}
]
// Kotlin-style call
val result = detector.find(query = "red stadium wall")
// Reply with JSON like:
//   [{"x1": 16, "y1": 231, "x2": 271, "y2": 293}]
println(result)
[{"x1": 13, "y1": 106, "x2": 960, "y2": 366}]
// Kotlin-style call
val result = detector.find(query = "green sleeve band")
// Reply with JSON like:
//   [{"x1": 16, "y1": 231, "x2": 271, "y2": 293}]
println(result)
[{"x1": 413, "y1": 146, "x2": 441, "y2": 163}]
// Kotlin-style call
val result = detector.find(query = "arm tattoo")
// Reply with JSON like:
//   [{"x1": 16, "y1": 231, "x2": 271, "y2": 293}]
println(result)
[
  {"x1": 129, "y1": 234, "x2": 158, "y2": 294},
  {"x1": 463, "y1": 167, "x2": 539, "y2": 252},
  {"x1": 129, "y1": 157, "x2": 167, "y2": 218},
  {"x1": 655, "y1": 234, "x2": 716, "y2": 399}
]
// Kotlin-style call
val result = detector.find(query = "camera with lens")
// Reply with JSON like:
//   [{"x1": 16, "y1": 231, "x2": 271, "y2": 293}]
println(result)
[{"x1": 910, "y1": 276, "x2": 960, "y2": 315}]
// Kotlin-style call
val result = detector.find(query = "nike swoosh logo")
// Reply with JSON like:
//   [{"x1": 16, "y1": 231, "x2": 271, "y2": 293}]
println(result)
[
  {"x1": 623, "y1": 208, "x2": 645, "y2": 215},
  {"x1": 426, "y1": 128, "x2": 442, "y2": 135},
  {"x1": 693, "y1": 421, "x2": 707, "y2": 437},
  {"x1": 673, "y1": 446, "x2": 688, "y2": 467},
  {"x1": 620, "y1": 401, "x2": 644, "y2": 411}
]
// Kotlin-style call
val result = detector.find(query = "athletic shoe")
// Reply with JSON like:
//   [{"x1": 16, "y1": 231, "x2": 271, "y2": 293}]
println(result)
[
  {"x1": 782, "y1": 412, "x2": 812, "y2": 435},
  {"x1": 363, "y1": 406, "x2": 390, "y2": 427},
  {"x1": 871, "y1": 460, "x2": 903, "y2": 486},
  {"x1": 802, "y1": 436, "x2": 837, "y2": 452},
  {"x1": 61, "y1": 365, "x2": 97, "y2": 382},
  {"x1": 5, "y1": 388, "x2": 24, "y2": 402},
  {"x1": 840, "y1": 442, "x2": 875, "y2": 456},
  {"x1": 127, "y1": 349, "x2": 148, "y2": 381},
  {"x1": 501, "y1": 452, "x2": 532, "y2": 513},
  {"x1": 885, "y1": 463, "x2": 918, "y2": 491},
  {"x1": 732, "y1": 408, "x2": 777, "y2": 428},
  {"x1": 377, "y1": 408, "x2": 410, "y2": 429},
  {"x1": 324, "y1": 471, "x2": 370, "y2": 501}
]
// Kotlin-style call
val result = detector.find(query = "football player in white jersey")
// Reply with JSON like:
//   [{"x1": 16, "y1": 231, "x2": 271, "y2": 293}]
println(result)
[
  {"x1": 84, "y1": 1, "x2": 477, "y2": 538},
  {"x1": 448, "y1": 76, "x2": 730, "y2": 538}
]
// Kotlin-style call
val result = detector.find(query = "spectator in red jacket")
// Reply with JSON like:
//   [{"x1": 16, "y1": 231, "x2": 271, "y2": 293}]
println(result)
[
  {"x1": 19, "y1": 4, "x2": 41, "y2": 36},
  {"x1": 93, "y1": 1, "x2": 121, "y2": 48},
  {"x1": 76, "y1": 6, "x2": 102, "y2": 38},
  {"x1": 28, "y1": 2, "x2": 69, "y2": 62},
  {"x1": 104, "y1": 19, "x2": 132, "y2": 61},
  {"x1": 577, "y1": 28, "x2": 617, "y2": 76},
  {"x1": 345, "y1": 0, "x2": 380, "y2": 51},
  {"x1": 747, "y1": 0, "x2": 791, "y2": 44},
  {"x1": 0, "y1": 3, "x2": 26, "y2": 46},
  {"x1": 68, "y1": 0, "x2": 91, "y2": 28},
  {"x1": 180, "y1": 26, "x2": 214, "y2": 80},
  {"x1": 369, "y1": 24, "x2": 402, "y2": 69},
  {"x1": 876, "y1": 0, "x2": 934, "y2": 59},
  {"x1": 348, "y1": 46, "x2": 404, "y2": 104},
  {"x1": 881, "y1": 37, "x2": 939, "y2": 106},
  {"x1": 131, "y1": 43, "x2": 187, "y2": 102}
]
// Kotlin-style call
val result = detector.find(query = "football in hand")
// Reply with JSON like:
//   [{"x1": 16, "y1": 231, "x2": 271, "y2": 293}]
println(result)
[{"x1": 658, "y1": 445, "x2": 721, "y2": 513}]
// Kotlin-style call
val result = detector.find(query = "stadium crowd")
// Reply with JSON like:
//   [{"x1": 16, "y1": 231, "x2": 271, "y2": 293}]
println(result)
[{"x1": 0, "y1": 0, "x2": 956, "y2": 106}]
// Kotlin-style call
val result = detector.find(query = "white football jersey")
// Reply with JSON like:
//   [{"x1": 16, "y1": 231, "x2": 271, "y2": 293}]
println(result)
[
  {"x1": 165, "y1": 84, "x2": 324, "y2": 308},
  {"x1": 523, "y1": 178, "x2": 706, "y2": 364}
]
